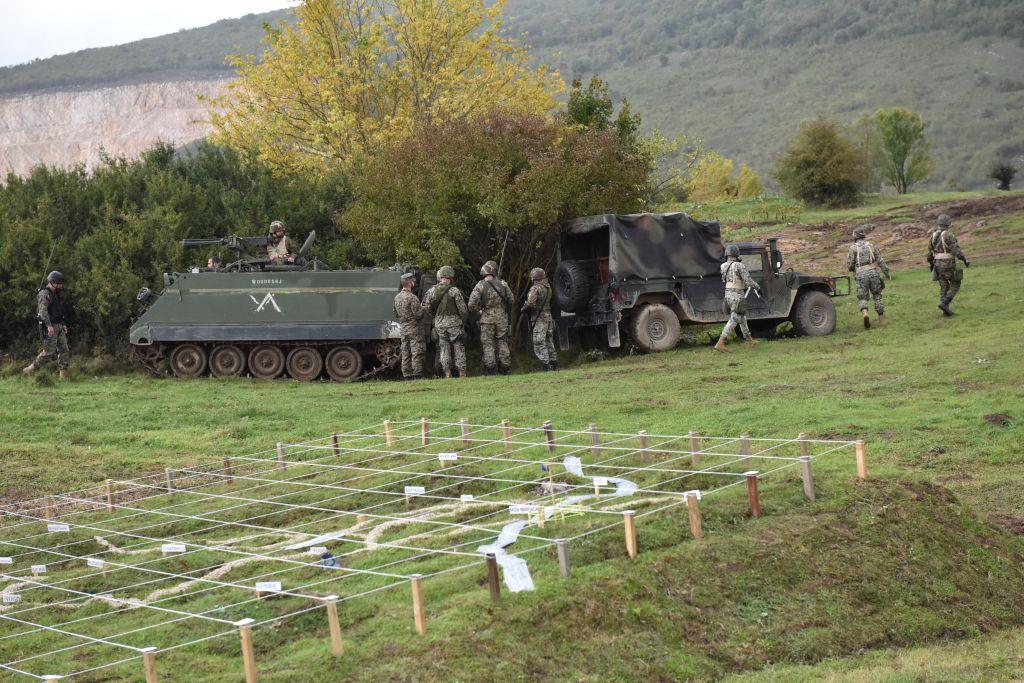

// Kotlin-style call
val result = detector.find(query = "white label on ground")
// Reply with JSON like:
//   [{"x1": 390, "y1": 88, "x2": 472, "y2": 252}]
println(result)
[
  {"x1": 161, "y1": 544, "x2": 186, "y2": 554},
  {"x1": 255, "y1": 581, "x2": 282, "y2": 593},
  {"x1": 31, "y1": 565, "x2": 46, "y2": 574},
  {"x1": 309, "y1": 547, "x2": 328, "y2": 555},
  {"x1": 508, "y1": 504, "x2": 539, "y2": 515},
  {"x1": 47, "y1": 524, "x2": 70, "y2": 533},
  {"x1": 460, "y1": 494, "x2": 475, "y2": 502},
  {"x1": 404, "y1": 486, "x2": 425, "y2": 496},
  {"x1": 0, "y1": 557, "x2": 11, "y2": 565},
  {"x1": 86, "y1": 559, "x2": 105, "y2": 569},
  {"x1": 2, "y1": 594, "x2": 21, "y2": 604},
  {"x1": 593, "y1": 477, "x2": 609, "y2": 486},
  {"x1": 438, "y1": 452, "x2": 458, "y2": 462}
]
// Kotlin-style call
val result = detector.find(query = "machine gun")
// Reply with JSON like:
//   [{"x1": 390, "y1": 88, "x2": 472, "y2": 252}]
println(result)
[{"x1": 181, "y1": 231, "x2": 319, "y2": 272}]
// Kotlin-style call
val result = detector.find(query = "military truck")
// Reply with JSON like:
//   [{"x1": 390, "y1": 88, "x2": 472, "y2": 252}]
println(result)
[
  {"x1": 130, "y1": 232, "x2": 424, "y2": 381},
  {"x1": 551, "y1": 213, "x2": 850, "y2": 352}
]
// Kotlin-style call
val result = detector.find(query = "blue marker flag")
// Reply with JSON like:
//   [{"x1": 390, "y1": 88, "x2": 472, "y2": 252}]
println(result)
[{"x1": 540, "y1": 463, "x2": 549, "y2": 472}]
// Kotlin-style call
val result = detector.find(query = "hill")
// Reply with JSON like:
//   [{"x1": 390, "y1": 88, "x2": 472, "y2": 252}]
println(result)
[{"x1": 1, "y1": 1, "x2": 1023, "y2": 186}]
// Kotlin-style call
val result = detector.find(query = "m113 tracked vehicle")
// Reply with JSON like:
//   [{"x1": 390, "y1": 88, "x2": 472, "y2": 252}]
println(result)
[{"x1": 130, "y1": 232, "x2": 421, "y2": 381}]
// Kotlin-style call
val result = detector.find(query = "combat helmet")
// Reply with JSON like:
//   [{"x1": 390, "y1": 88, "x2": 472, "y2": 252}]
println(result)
[
  {"x1": 437, "y1": 265, "x2": 455, "y2": 280},
  {"x1": 480, "y1": 260, "x2": 498, "y2": 277},
  {"x1": 852, "y1": 227, "x2": 867, "y2": 239},
  {"x1": 400, "y1": 272, "x2": 416, "y2": 284},
  {"x1": 725, "y1": 245, "x2": 740, "y2": 258},
  {"x1": 47, "y1": 271, "x2": 64, "y2": 284},
  {"x1": 270, "y1": 220, "x2": 285, "y2": 233},
  {"x1": 529, "y1": 267, "x2": 546, "y2": 282},
  {"x1": 936, "y1": 214, "x2": 951, "y2": 228}
]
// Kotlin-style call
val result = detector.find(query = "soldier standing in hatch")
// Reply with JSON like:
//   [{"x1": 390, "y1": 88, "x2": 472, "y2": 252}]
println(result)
[
  {"x1": 468, "y1": 260, "x2": 513, "y2": 376},
  {"x1": 23, "y1": 271, "x2": 71, "y2": 380},
  {"x1": 927, "y1": 213, "x2": 970, "y2": 316},
  {"x1": 521, "y1": 267, "x2": 558, "y2": 371},
  {"x1": 714, "y1": 245, "x2": 760, "y2": 352},
  {"x1": 847, "y1": 226, "x2": 891, "y2": 329},
  {"x1": 393, "y1": 273, "x2": 425, "y2": 380},
  {"x1": 422, "y1": 266, "x2": 469, "y2": 378},
  {"x1": 266, "y1": 220, "x2": 297, "y2": 264}
]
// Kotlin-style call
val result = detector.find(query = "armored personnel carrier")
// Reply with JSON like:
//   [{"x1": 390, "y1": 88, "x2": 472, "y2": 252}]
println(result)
[{"x1": 130, "y1": 232, "x2": 422, "y2": 381}]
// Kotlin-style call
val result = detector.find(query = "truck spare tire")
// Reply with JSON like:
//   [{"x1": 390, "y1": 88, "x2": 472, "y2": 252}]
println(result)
[{"x1": 554, "y1": 261, "x2": 591, "y2": 313}]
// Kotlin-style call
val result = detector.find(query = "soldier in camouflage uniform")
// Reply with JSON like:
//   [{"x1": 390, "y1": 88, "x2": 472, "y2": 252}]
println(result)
[
  {"x1": 847, "y1": 226, "x2": 891, "y2": 329},
  {"x1": 714, "y1": 245, "x2": 760, "y2": 352},
  {"x1": 23, "y1": 271, "x2": 70, "y2": 379},
  {"x1": 521, "y1": 267, "x2": 558, "y2": 371},
  {"x1": 927, "y1": 214, "x2": 970, "y2": 316},
  {"x1": 468, "y1": 260, "x2": 513, "y2": 375},
  {"x1": 421, "y1": 266, "x2": 469, "y2": 378},
  {"x1": 266, "y1": 220, "x2": 297, "y2": 264},
  {"x1": 393, "y1": 273, "x2": 425, "y2": 379}
]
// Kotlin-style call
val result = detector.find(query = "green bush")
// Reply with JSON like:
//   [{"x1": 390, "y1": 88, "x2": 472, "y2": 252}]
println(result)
[{"x1": 773, "y1": 116, "x2": 869, "y2": 208}]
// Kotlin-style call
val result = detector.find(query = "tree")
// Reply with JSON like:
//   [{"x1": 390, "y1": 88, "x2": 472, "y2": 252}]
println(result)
[
  {"x1": 210, "y1": 0, "x2": 561, "y2": 177},
  {"x1": 873, "y1": 107, "x2": 934, "y2": 194},
  {"x1": 989, "y1": 162, "x2": 1016, "y2": 190},
  {"x1": 683, "y1": 152, "x2": 765, "y2": 201},
  {"x1": 773, "y1": 116, "x2": 869, "y2": 207}
]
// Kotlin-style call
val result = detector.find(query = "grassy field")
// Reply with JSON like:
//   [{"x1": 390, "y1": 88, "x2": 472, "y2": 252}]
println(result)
[{"x1": 0, "y1": 195, "x2": 1021, "y2": 680}]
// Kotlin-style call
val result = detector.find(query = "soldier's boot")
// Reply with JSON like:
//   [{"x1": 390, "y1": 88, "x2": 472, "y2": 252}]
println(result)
[
  {"x1": 877, "y1": 314, "x2": 887, "y2": 327},
  {"x1": 745, "y1": 337, "x2": 758, "y2": 346},
  {"x1": 541, "y1": 362, "x2": 551, "y2": 371},
  {"x1": 861, "y1": 309, "x2": 871, "y2": 329},
  {"x1": 713, "y1": 337, "x2": 729, "y2": 353},
  {"x1": 444, "y1": 370, "x2": 453, "y2": 379},
  {"x1": 498, "y1": 365, "x2": 511, "y2": 376},
  {"x1": 483, "y1": 366, "x2": 496, "y2": 376},
  {"x1": 550, "y1": 360, "x2": 559, "y2": 371},
  {"x1": 938, "y1": 300, "x2": 954, "y2": 316},
  {"x1": 59, "y1": 369, "x2": 69, "y2": 380},
  {"x1": 22, "y1": 364, "x2": 36, "y2": 377}
]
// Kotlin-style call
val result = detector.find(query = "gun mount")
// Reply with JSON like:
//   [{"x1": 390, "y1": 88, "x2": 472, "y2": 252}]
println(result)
[{"x1": 182, "y1": 231, "x2": 320, "y2": 272}]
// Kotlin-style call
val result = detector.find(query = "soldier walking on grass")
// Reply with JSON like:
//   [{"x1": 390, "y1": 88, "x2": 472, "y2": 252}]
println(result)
[
  {"x1": 422, "y1": 266, "x2": 469, "y2": 378},
  {"x1": 714, "y1": 245, "x2": 760, "y2": 352},
  {"x1": 468, "y1": 260, "x2": 513, "y2": 376},
  {"x1": 927, "y1": 214, "x2": 970, "y2": 316},
  {"x1": 521, "y1": 267, "x2": 558, "y2": 371},
  {"x1": 23, "y1": 271, "x2": 70, "y2": 380},
  {"x1": 393, "y1": 273, "x2": 425, "y2": 379},
  {"x1": 847, "y1": 226, "x2": 891, "y2": 329}
]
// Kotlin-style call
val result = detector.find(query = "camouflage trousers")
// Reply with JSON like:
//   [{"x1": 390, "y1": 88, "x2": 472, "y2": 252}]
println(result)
[
  {"x1": 531, "y1": 314, "x2": 557, "y2": 364},
  {"x1": 33, "y1": 327, "x2": 70, "y2": 370},
  {"x1": 855, "y1": 270, "x2": 885, "y2": 314},
  {"x1": 720, "y1": 290, "x2": 750, "y2": 340},
  {"x1": 934, "y1": 262, "x2": 962, "y2": 304},
  {"x1": 435, "y1": 318, "x2": 467, "y2": 376},
  {"x1": 479, "y1": 320, "x2": 511, "y2": 371},
  {"x1": 399, "y1": 333, "x2": 425, "y2": 378}
]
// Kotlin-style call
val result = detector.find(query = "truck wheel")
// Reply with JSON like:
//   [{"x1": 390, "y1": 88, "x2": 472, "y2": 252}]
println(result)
[
  {"x1": 249, "y1": 345, "x2": 285, "y2": 379},
  {"x1": 209, "y1": 345, "x2": 245, "y2": 377},
  {"x1": 790, "y1": 290, "x2": 837, "y2": 336},
  {"x1": 287, "y1": 347, "x2": 323, "y2": 381},
  {"x1": 169, "y1": 343, "x2": 206, "y2": 378},
  {"x1": 630, "y1": 303, "x2": 681, "y2": 353},
  {"x1": 553, "y1": 261, "x2": 590, "y2": 313},
  {"x1": 326, "y1": 346, "x2": 363, "y2": 382}
]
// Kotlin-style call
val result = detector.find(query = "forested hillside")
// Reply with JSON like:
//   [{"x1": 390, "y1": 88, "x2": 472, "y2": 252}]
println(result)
[{"x1": 1, "y1": 0, "x2": 1022, "y2": 187}]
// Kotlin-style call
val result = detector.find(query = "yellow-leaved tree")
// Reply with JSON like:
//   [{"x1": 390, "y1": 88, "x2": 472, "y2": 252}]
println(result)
[{"x1": 210, "y1": 0, "x2": 561, "y2": 176}]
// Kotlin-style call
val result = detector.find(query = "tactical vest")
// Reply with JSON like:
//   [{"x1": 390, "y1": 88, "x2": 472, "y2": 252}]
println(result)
[
  {"x1": 435, "y1": 285, "x2": 459, "y2": 317},
  {"x1": 723, "y1": 261, "x2": 745, "y2": 289},
  {"x1": 930, "y1": 230, "x2": 950, "y2": 254},
  {"x1": 533, "y1": 283, "x2": 551, "y2": 313},
  {"x1": 40, "y1": 288, "x2": 64, "y2": 324},
  {"x1": 853, "y1": 241, "x2": 876, "y2": 269}
]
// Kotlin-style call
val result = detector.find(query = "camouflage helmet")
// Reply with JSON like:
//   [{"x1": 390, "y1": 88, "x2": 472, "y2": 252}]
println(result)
[
  {"x1": 437, "y1": 265, "x2": 455, "y2": 280},
  {"x1": 47, "y1": 270, "x2": 64, "y2": 284},
  {"x1": 852, "y1": 227, "x2": 867, "y2": 239},
  {"x1": 400, "y1": 272, "x2": 416, "y2": 284},
  {"x1": 480, "y1": 260, "x2": 498, "y2": 277},
  {"x1": 529, "y1": 267, "x2": 546, "y2": 282},
  {"x1": 270, "y1": 220, "x2": 285, "y2": 233},
  {"x1": 936, "y1": 214, "x2": 951, "y2": 228},
  {"x1": 725, "y1": 245, "x2": 739, "y2": 258}
]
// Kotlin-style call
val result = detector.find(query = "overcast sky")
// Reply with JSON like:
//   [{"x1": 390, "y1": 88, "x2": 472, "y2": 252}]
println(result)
[{"x1": 0, "y1": 1, "x2": 290, "y2": 67}]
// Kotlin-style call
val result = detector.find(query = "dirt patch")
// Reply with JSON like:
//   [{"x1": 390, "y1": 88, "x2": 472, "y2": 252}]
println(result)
[
  {"x1": 991, "y1": 514, "x2": 1024, "y2": 534},
  {"x1": 938, "y1": 473, "x2": 972, "y2": 483},
  {"x1": 984, "y1": 413, "x2": 1013, "y2": 427}
]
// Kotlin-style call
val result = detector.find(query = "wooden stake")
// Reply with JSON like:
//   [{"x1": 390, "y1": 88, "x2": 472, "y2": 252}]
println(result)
[
  {"x1": 324, "y1": 597, "x2": 343, "y2": 656},
  {"x1": 501, "y1": 418, "x2": 511, "y2": 450},
  {"x1": 237, "y1": 619, "x2": 257, "y2": 683},
  {"x1": 685, "y1": 491, "x2": 704, "y2": 540},
  {"x1": 485, "y1": 553, "x2": 501, "y2": 602},
  {"x1": 741, "y1": 433, "x2": 751, "y2": 465},
  {"x1": 798, "y1": 433, "x2": 810, "y2": 458},
  {"x1": 623, "y1": 511, "x2": 638, "y2": 558},
  {"x1": 357, "y1": 513, "x2": 368, "y2": 525},
  {"x1": 638, "y1": 430, "x2": 648, "y2": 459},
  {"x1": 536, "y1": 506, "x2": 545, "y2": 528},
  {"x1": 689, "y1": 430, "x2": 701, "y2": 468},
  {"x1": 276, "y1": 443, "x2": 286, "y2": 471},
  {"x1": 460, "y1": 417, "x2": 470, "y2": 446},
  {"x1": 588, "y1": 424, "x2": 600, "y2": 456},
  {"x1": 855, "y1": 440, "x2": 867, "y2": 479},
  {"x1": 593, "y1": 478, "x2": 601, "y2": 500},
  {"x1": 141, "y1": 647, "x2": 158, "y2": 683},
  {"x1": 800, "y1": 456, "x2": 815, "y2": 501},
  {"x1": 421, "y1": 417, "x2": 430, "y2": 446},
  {"x1": 746, "y1": 471, "x2": 761, "y2": 518},
  {"x1": 543, "y1": 420, "x2": 554, "y2": 454},
  {"x1": 164, "y1": 468, "x2": 173, "y2": 493},
  {"x1": 331, "y1": 433, "x2": 340, "y2": 456},
  {"x1": 384, "y1": 419, "x2": 394, "y2": 446},
  {"x1": 410, "y1": 574, "x2": 426, "y2": 635},
  {"x1": 105, "y1": 479, "x2": 114, "y2": 512},
  {"x1": 556, "y1": 539, "x2": 570, "y2": 579},
  {"x1": 223, "y1": 456, "x2": 233, "y2": 481}
]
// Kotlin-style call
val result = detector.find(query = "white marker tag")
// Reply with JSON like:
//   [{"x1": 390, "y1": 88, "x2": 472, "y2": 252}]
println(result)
[
  {"x1": 438, "y1": 452, "x2": 458, "y2": 462},
  {"x1": 309, "y1": 547, "x2": 328, "y2": 556},
  {"x1": 47, "y1": 524, "x2": 70, "y2": 533},
  {"x1": 161, "y1": 543, "x2": 186, "y2": 554},
  {"x1": 87, "y1": 559, "x2": 105, "y2": 569},
  {"x1": 2, "y1": 594, "x2": 21, "y2": 604},
  {"x1": 0, "y1": 557, "x2": 12, "y2": 565},
  {"x1": 460, "y1": 494, "x2": 475, "y2": 502},
  {"x1": 509, "y1": 504, "x2": 540, "y2": 515},
  {"x1": 255, "y1": 581, "x2": 282, "y2": 593},
  {"x1": 31, "y1": 565, "x2": 46, "y2": 574},
  {"x1": 593, "y1": 477, "x2": 609, "y2": 487},
  {"x1": 404, "y1": 486, "x2": 425, "y2": 496}
]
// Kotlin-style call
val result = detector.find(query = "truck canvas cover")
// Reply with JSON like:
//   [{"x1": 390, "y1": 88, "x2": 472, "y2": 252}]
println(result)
[{"x1": 564, "y1": 213, "x2": 724, "y2": 279}]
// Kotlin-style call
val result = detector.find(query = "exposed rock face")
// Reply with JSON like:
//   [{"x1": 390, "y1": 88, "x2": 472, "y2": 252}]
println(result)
[{"x1": 0, "y1": 79, "x2": 225, "y2": 176}]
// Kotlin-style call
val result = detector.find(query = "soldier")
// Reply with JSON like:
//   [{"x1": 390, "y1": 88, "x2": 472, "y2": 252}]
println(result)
[
  {"x1": 847, "y1": 226, "x2": 891, "y2": 328},
  {"x1": 23, "y1": 271, "x2": 70, "y2": 379},
  {"x1": 266, "y1": 220, "x2": 297, "y2": 264},
  {"x1": 928, "y1": 214, "x2": 970, "y2": 316},
  {"x1": 521, "y1": 267, "x2": 558, "y2": 371},
  {"x1": 422, "y1": 266, "x2": 468, "y2": 378},
  {"x1": 468, "y1": 260, "x2": 513, "y2": 375},
  {"x1": 207, "y1": 255, "x2": 222, "y2": 270},
  {"x1": 393, "y1": 273, "x2": 425, "y2": 379},
  {"x1": 714, "y1": 245, "x2": 760, "y2": 352}
]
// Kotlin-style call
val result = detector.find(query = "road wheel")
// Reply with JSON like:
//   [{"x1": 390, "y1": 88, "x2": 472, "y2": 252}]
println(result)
[
  {"x1": 326, "y1": 346, "x2": 363, "y2": 382},
  {"x1": 790, "y1": 289, "x2": 837, "y2": 336},
  {"x1": 248, "y1": 345, "x2": 285, "y2": 379},
  {"x1": 169, "y1": 343, "x2": 206, "y2": 378},
  {"x1": 209, "y1": 345, "x2": 245, "y2": 378},
  {"x1": 286, "y1": 346, "x2": 323, "y2": 381},
  {"x1": 553, "y1": 261, "x2": 591, "y2": 312},
  {"x1": 630, "y1": 303, "x2": 681, "y2": 353}
]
